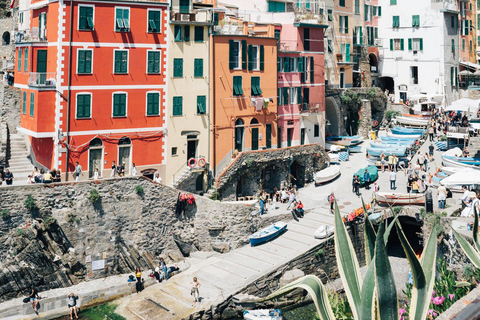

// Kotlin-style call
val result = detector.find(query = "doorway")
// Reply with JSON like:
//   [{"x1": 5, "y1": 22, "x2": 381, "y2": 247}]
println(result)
[
  {"x1": 195, "y1": 173, "x2": 204, "y2": 192},
  {"x1": 251, "y1": 118, "x2": 259, "y2": 151},
  {"x1": 300, "y1": 128, "x2": 305, "y2": 145},
  {"x1": 88, "y1": 138, "x2": 103, "y2": 178},
  {"x1": 235, "y1": 118, "x2": 244, "y2": 152},
  {"x1": 399, "y1": 92, "x2": 407, "y2": 103},
  {"x1": 340, "y1": 68, "x2": 345, "y2": 88},
  {"x1": 118, "y1": 137, "x2": 131, "y2": 174},
  {"x1": 36, "y1": 50, "x2": 47, "y2": 84},
  {"x1": 287, "y1": 128, "x2": 293, "y2": 147},
  {"x1": 187, "y1": 138, "x2": 198, "y2": 162},
  {"x1": 290, "y1": 160, "x2": 305, "y2": 188}
]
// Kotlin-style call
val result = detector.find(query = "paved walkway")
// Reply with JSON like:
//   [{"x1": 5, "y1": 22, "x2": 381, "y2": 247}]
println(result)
[{"x1": 115, "y1": 210, "x2": 335, "y2": 320}]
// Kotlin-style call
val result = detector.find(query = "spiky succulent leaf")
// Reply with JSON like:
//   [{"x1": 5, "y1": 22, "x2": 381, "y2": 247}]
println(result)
[
  {"x1": 418, "y1": 222, "x2": 438, "y2": 320},
  {"x1": 360, "y1": 260, "x2": 376, "y2": 320},
  {"x1": 453, "y1": 228, "x2": 480, "y2": 268},
  {"x1": 473, "y1": 207, "x2": 480, "y2": 252}
]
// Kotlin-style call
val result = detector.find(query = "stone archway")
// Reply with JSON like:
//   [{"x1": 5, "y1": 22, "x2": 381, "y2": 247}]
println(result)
[
  {"x1": 379, "y1": 76, "x2": 394, "y2": 94},
  {"x1": 2, "y1": 31, "x2": 10, "y2": 45},
  {"x1": 369, "y1": 53, "x2": 378, "y2": 72},
  {"x1": 325, "y1": 97, "x2": 343, "y2": 136},
  {"x1": 290, "y1": 160, "x2": 305, "y2": 188}
]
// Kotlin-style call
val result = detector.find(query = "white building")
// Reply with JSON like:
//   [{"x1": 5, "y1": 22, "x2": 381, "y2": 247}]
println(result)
[{"x1": 378, "y1": 0, "x2": 459, "y2": 105}]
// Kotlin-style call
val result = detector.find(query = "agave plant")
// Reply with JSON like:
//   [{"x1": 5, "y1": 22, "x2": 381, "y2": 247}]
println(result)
[
  {"x1": 452, "y1": 207, "x2": 480, "y2": 268},
  {"x1": 260, "y1": 199, "x2": 438, "y2": 320}
]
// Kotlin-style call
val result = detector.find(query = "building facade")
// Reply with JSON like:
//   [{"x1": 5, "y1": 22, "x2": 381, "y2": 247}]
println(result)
[{"x1": 15, "y1": 0, "x2": 168, "y2": 179}]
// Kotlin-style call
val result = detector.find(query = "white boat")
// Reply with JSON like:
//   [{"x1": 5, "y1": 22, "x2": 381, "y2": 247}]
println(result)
[
  {"x1": 326, "y1": 139, "x2": 352, "y2": 146},
  {"x1": 376, "y1": 192, "x2": 425, "y2": 205},
  {"x1": 387, "y1": 132, "x2": 422, "y2": 139},
  {"x1": 325, "y1": 143, "x2": 344, "y2": 152},
  {"x1": 314, "y1": 165, "x2": 341, "y2": 185},
  {"x1": 442, "y1": 156, "x2": 480, "y2": 170},
  {"x1": 441, "y1": 166, "x2": 477, "y2": 175},
  {"x1": 328, "y1": 153, "x2": 340, "y2": 163},
  {"x1": 244, "y1": 309, "x2": 283, "y2": 320},
  {"x1": 395, "y1": 116, "x2": 429, "y2": 126},
  {"x1": 314, "y1": 224, "x2": 334, "y2": 239},
  {"x1": 440, "y1": 171, "x2": 480, "y2": 190}
]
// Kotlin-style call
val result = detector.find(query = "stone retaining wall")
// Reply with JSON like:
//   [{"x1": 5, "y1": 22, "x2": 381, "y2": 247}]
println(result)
[
  {"x1": 0, "y1": 120, "x2": 6, "y2": 169},
  {"x1": 0, "y1": 83, "x2": 21, "y2": 133}
]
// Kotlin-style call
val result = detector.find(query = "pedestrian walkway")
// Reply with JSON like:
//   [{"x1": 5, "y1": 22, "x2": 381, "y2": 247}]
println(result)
[{"x1": 5, "y1": 133, "x2": 33, "y2": 186}]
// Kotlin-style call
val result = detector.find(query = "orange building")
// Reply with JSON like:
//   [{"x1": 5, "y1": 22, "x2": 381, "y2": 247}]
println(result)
[
  {"x1": 210, "y1": 21, "x2": 278, "y2": 175},
  {"x1": 15, "y1": 0, "x2": 168, "y2": 179}
]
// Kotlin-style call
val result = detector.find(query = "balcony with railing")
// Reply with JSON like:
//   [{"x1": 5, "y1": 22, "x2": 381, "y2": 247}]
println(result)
[
  {"x1": 28, "y1": 72, "x2": 56, "y2": 88},
  {"x1": 294, "y1": 0, "x2": 326, "y2": 24},
  {"x1": 433, "y1": 0, "x2": 458, "y2": 12},
  {"x1": 14, "y1": 27, "x2": 47, "y2": 43},
  {"x1": 301, "y1": 102, "x2": 323, "y2": 114},
  {"x1": 170, "y1": 8, "x2": 213, "y2": 24}
]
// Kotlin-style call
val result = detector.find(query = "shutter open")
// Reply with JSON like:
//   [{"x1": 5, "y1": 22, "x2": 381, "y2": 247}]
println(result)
[
  {"x1": 260, "y1": 45, "x2": 264, "y2": 71},
  {"x1": 229, "y1": 40, "x2": 234, "y2": 69},
  {"x1": 248, "y1": 45, "x2": 253, "y2": 71},
  {"x1": 241, "y1": 40, "x2": 247, "y2": 69}
]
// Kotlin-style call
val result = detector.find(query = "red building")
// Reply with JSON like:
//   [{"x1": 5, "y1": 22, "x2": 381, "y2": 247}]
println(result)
[{"x1": 15, "y1": 0, "x2": 168, "y2": 179}]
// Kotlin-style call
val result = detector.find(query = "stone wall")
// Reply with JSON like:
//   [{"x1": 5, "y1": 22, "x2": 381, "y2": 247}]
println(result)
[
  {"x1": 0, "y1": 82, "x2": 21, "y2": 133},
  {"x1": 358, "y1": 99, "x2": 372, "y2": 139},
  {"x1": 0, "y1": 16, "x2": 15, "y2": 71},
  {"x1": 0, "y1": 177, "x2": 284, "y2": 302},
  {"x1": 216, "y1": 144, "x2": 329, "y2": 201},
  {"x1": 0, "y1": 120, "x2": 6, "y2": 169}
]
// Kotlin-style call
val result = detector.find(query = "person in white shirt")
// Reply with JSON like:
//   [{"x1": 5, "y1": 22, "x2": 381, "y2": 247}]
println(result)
[
  {"x1": 389, "y1": 170, "x2": 397, "y2": 190},
  {"x1": 281, "y1": 188, "x2": 288, "y2": 203},
  {"x1": 437, "y1": 185, "x2": 447, "y2": 209},
  {"x1": 93, "y1": 168, "x2": 99, "y2": 180},
  {"x1": 461, "y1": 191, "x2": 479, "y2": 217},
  {"x1": 153, "y1": 172, "x2": 162, "y2": 184},
  {"x1": 461, "y1": 185, "x2": 471, "y2": 208},
  {"x1": 131, "y1": 163, "x2": 138, "y2": 176}
]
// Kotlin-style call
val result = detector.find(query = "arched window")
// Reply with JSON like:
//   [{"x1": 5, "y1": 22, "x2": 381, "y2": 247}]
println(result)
[
  {"x1": 88, "y1": 138, "x2": 103, "y2": 178},
  {"x1": 2, "y1": 31, "x2": 10, "y2": 45},
  {"x1": 250, "y1": 118, "x2": 259, "y2": 125},
  {"x1": 89, "y1": 138, "x2": 103, "y2": 147},
  {"x1": 235, "y1": 118, "x2": 244, "y2": 152},
  {"x1": 250, "y1": 118, "x2": 259, "y2": 150},
  {"x1": 118, "y1": 137, "x2": 131, "y2": 145}
]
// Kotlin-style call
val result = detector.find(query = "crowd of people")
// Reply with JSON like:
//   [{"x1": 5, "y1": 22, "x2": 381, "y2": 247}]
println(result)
[{"x1": 257, "y1": 187, "x2": 305, "y2": 220}]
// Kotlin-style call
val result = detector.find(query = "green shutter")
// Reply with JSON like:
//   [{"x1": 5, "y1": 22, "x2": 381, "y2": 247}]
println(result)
[
  {"x1": 310, "y1": 57, "x2": 314, "y2": 82},
  {"x1": 284, "y1": 57, "x2": 289, "y2": 72},
  {"x1": 345, "y1": 44, "x2": 350, "y2": 62},
  {"x1": 17, "y1": 49, "x2": 21, "y2": 71},
  {"x1": 260, "y1": 45, "x2": 264, "y2": 71},
  {"x1": 148, "y1": 10, "x2": 160, "y2": 32},
  {"x1": 148, "y1": 51, "x2": 160, "y2": 73},
  {"x1": 22, "y1": 91, "x2": 26, "y2": 114},
  {"x1": 359, "y1": 26, "x2": 363, "y2": 44},
  {"x1": 364, "y1": 4, "x2": 368, "y2": 21},
  {"x1": 194, "y1": 26, "x2": 204, "y2": 42},
  {"x1": 229, "y1": 40, "x2": 235, "y2": 69},
  {"x1": 123, "y1": 9, "x2": 129, "y2": 30},
  {"x1": 23, "y1": 48, "x2": 28, "y2": 71},
  {"x1": 147, "y1": 92, "x2": 159, "y2": 115},
  {"x1": 194, "y1": 58, "x2": 203, "y2": 77},
  {"x1": 233, "y1": 76, "x2": 243, "y2": 95},
  {"x1": 115, "y1": 8, "x2": 123, "y2": 31},
  {"x1": 241, "y1": 40, "x2": 247, "y2": 70},
  {"x1": 30, "y1": 92, "x2": 34, "y2": 116},
  {"x1": 297, "y1": 86, "x2": 302, "y2": 105},
  {"x1": 85, "y1": 50, "x2": 92, "y2": 73},
  {"x1": 173, "y1": 96, "x2": 182, "y2": 116},
  {"x1": 248, "y1": 45, "x2": 253, "y2": 71},
  {"x1": 400, "y1": 38, "x2": 404, "y2": 50},
  {"x1": 113, "y1": 93, "x2": 126, "y2": 116},
  {"x1": 184, "y1": 25, "x2": 190, "y2": 41},
  {"x1": 173, "y1": 58, "x2": 183, "y2": 77},
  {"x1": 197, "y1": 96, "x2": 206, "y2": 114},
  {"x1": 298, "y1": 57, "x2": 304, "y2": 72},
  {"x1": 80, "y1": 6, "x2": 94, "y2": 30},
  {"x1": 77, "y1": 94, "x2": 91, "y2": 118},
  {"x1": 283, "y1": 87, "x2": 289, "y2": 104},
  {"x1": 78, "y1": 50, "x2": 92, "y2": 74},
  {"x1": 213, "y1": 12, "x2": 219, "y2": 25},
  {"x1": 390, "y1": 39, "x2": 393, "y2": 51},
  {"x1": 251, "y1": 77, "x2": 258, "y2": 95},
  {"x1": 114, "y1": 51, "x2": 127, "y2": 73},
  {"x1": 408, "y1": 38, "x2": 412, "y2": 50},
  {"x1": 174, "y1": 25, "x2": 182, "y2": 41},
  {"x1": 390, "y1": 0, "x2": 396, "y2": 4},
  {"x1": 378, "y1": 6, "x2": 381, "y2": 16},
  {"x1": 463, "y1": 38, "x2": 465, "y2": 51}
]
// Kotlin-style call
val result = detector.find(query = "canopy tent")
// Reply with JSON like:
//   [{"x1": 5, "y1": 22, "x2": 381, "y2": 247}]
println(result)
[
  {"x1": 444, "y1": 98, "x2": 480, "y2": 113},
  {"x1": 440, "y1": 171, "x2": 480, "y2": 187}
]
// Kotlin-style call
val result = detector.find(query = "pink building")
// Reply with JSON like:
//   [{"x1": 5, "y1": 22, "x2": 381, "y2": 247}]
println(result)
[
  {"x1": 364, "y1": 0, "x2": 381, "y2": 86},
  {"x1": 277, "y1": 23, "x2": 326, "y2": 147}
]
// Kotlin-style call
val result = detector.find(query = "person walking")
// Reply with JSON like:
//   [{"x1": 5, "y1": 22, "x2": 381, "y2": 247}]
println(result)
[
  {"x1": 363, "y1": 169, "x2": 371, "y2": 190},
  {"x1": 74, "y1": 162, "x2": 82, "y2": 182},
  {"x1": 191, "y1": 277, "x2": 201, "y2": 303},
  {"x1": 328, "y1": 192, "x2": 335, "y2": 214},
  {"x1": 412, "y1": 179, "x2": 420, "y2": 193},
  {"x1": 424, "y1": 153, "x2": 429, "y2": 172},
  {"x1": 67, "y1": 293, "x2": 79, "y2": 320},
  {"x1": 354, "y1": 175, "x2": 361, "y2": 196},
  {"x1": 259, "y1": 190, "x2": 266, "y2": 215},
  {"x1": 131, "y1": 163, "x2": 138, "y2": 176},
  {"x1": 437, "y1": 185, "x2": 447, "y2": 209},
  {"x1": 388, "y1": 154, "x2": 394, "y2": 171},
  {"x1": 380, "y1": 152, "x2": 386, "y2": 172},
  {"x1": 428, "y1": 126, "x2": 434, "y2": 141},
  {"x1": 110, "y1": 161, "x2": 117, "y2": 177},
  {"x1": 4, "y1": 169, "x2": 13, "y2": 185},
  {"x1": 392, "y1": 155, "x2": 399, "y2": 172},
  {"x1": 429, "y1": 143, "x2": 435, "y2": 157},
  {"x1": 389, "y1": 170, "x2": 397, "y2": 190}
]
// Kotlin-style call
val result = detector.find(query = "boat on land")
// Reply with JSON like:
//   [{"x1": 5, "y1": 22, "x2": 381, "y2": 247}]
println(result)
[
  {"x1": 391, "y1": 127, "x2": 426, "y2": 135},
  {"x1": 326, "y1": 136, "x2": 363, "y2": 146},
  {"x1": 442, "y1": 156, "x2": 480, "y2": 169},
  {"x1": 325, "y1": 143, "x2": 344, "y2": 151},
  {"x1": 402, "y1": 113, "x2": 431, "y2": 118},
  {"x1": 370, "y1": 142, "x2": 413, "y2": 149},
  {"x1": 244, "y1": 309, "x2": 283, "y2": 320},
  {"x1": 387, "y1": 132, "x2": 423, "y2": 139},
  {"x1": 354, "y1": 165, "x2": 378, "y2": 185},
  {"x1": 440, "y1": 171, "x2": 480, "y2": 191},
  {"x1": 328, "y1": 153, "x2": 340, "y2": 163},
  {"x1": 249, "y1": 222, "x2": 287, "y2": 246},
  {"x1": 314, "y1": 224, "x2": 334, "y2": 239},
  {"x1": 381, "y1": 136, "x2": 417, "y2": 142},
  {"x1": 442, "y1": 155, "x2": 480, "y2": 166},
  {"x1": 441, "y1": 166, "x2": 477, "y2": 175},
  {"x1": 376, "y1": 192, "x2": 425, "y2": 205},
  {"x1": 314, "y1": 165, "x2": 341, "y2": 185},
  {"x1": 395, "y1": 116, "x2": 429, "y2": 126},
  {"x1": 367, "y1": 147, "x2": 406, "y2": 157},
  {"x1": 345, "y1": 145, "x2": 363, "y2": 153}
]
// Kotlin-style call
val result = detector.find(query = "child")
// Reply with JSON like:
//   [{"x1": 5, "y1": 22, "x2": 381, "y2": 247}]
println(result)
[{"x1": 93, "y1": 168, "x2": 99, "y2": 180}]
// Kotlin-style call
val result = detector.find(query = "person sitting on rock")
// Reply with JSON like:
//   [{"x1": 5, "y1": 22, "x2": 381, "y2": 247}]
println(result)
[
  {"x1": 67, "y1": 293, "x2": 79, "y2": 319},
  {"x1": 29, "y1": 287, "x2": 39, "y2": 314}
]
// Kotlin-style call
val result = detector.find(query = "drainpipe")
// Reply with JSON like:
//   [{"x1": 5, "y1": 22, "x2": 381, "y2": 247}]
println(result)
[
  {"x1": 64, "y1": 0, "x2": 74, "y2": 181},
  {"x1": 207, "y1": 18, "x2": 211, "y2": 189},
  {"x1": 212, "y1": 34, "x2": 216, "y2": 178}
]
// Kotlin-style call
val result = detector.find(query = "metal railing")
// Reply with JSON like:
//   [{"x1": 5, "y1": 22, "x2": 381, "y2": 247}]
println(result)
[
  {"x1": 14, "y1": 28, "x2": 47, "y2": 43},
  {"x1": 28, "y1": 72, "x2": 56, "y2": 87}
]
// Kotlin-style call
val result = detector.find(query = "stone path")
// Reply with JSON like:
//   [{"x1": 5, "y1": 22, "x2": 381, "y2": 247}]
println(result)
[
  {"x1": 115, "y1": 210, "x2": 335, "y2": 320},
  {"x1": 4, "y1": 133, "x2": 33, "y2": 186}
]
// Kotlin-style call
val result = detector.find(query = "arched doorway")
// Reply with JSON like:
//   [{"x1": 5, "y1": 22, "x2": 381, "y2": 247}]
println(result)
[
  {"x1": 378, "y1": 76, "x2": 394, "y2": 94},
  {"x1": 118, "y1": 137, "x2": 132, "y2": 175},
  {"x1": 250, "y1": 118, "x2": 259, "y2": 151},
  {"x1": 88, "y1": 138, "x2": 103, "y2": 178},
  {"x1": 235, "y1": 119, "x2": 244, "y2": 152},
  {"x1": 369, "y1": 53, "x2": 378, "y2": 72},
  {"x1": 290, "y1": 160, "x2": 305, "y2": 188},
  {"x1": 2, "y1": 31, "x2": 10, "y2": 45},
  {"x1": 325, "y1": 97, "x2": 342, "y2": 136}
]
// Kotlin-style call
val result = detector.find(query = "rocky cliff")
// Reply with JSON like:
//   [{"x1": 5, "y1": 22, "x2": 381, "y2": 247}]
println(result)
[{"x1": 0, "y1": 177, "x2": 278, "y2": 302}]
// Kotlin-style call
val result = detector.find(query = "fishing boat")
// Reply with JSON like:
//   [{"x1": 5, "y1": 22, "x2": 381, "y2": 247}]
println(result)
[
  {"x1": 402, "y1": 113, "x2": 431, "y2": 118},
  {"x1": 314, "y1": 224, "x2": 334, "y2": 239},
  {"x1": 441, "y1": 155, "x2": 480, "y2": 166},
  {"x1": 249, "y1": 222, "x2": 287, "y2": 246},
  {"x1": 354, "y1": 165, "x2": 378, "y2": 185},
  {"x1": 442, "y1": 156, "x2": 480, "y2": 169},
  {"x1": 376, "y1": 192, "x2": 425, "y2": 205},
  {"x1": 325, "y1": 143, "x2": 344, "y2": 152},
  {"x1": 328, "y1": 152, "x2": 340, "y2": 163},
  {"x1": 345, "y1": 145, "x2": 363, "y2": 153},
  {"x1": 381, "y1": 136, "x2": 417, "y2": 142},
  {"x1": 441, "y1": 166, "x2": 477, "y2": 175},
  {"x1": 370, "y1": 142, "x2": 413, "y2": 149},
  {"x1": 314, "y1": 165, "x2": 341, "y2": 185},
  {"x1": 387, "y1": 132, "x2": 422, "y2": 139},
  {"x1": 244, "y1": 309, "x2": 283, "y2": 320},
  {"x1": 395, "y1": 116, "x2": 429, "y2": 126},
  {"x1": 434, "y1": 141, "x2": 465, "y2": 151},
  {"x1": 367, "y1": 147, "x2": 406, "y2": 157},
  {"x1": 440, "y1": 171, "x2": 480, "y2": 191},
  {"x1": 326, "y1": 136, "x2": 363, "y2": 146},
  {"x1": 391, "y1": 127, "x2": 426, "y2": 135}
]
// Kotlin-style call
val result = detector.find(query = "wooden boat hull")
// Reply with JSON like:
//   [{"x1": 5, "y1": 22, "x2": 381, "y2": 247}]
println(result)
[
  {"x1": 395, "y1": 116, "x2": 429, "y2": 126},
  {"x1": 249, "y1": 222, "x2": 287, "y2": 246},
  {"x1": 314, "y1": 166, "x2": 341, "y2": 184},
  {"x1": 376, "y1": 192, "x2": 425, "y2": 205}
]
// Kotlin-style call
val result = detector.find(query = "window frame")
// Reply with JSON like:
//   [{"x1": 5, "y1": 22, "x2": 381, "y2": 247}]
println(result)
[
  {"x1": 147, "y1": 9, "x2": 162, "y2": 33},
  {"x1": 251, "y1": 45, "x2": 259, "y2": 71},
  {"x1": 411, "y1": 66, "x2": 418, "y2": 85},
  {"x1": 78, "y1": 4, "x2": 95, "y2": 31},
  {"x1": 172, "y1": 96, "x2": 183, "y2": 116},
  {"x1": 194, "y1": 58, "x2": 203, "y2": 78},
  {"x1": 113, "y1": 49, "x2": 129, "y2": 74},
  {"x1": 173, "y1": 58, "x2": 183, "y2": 78},
  {"x1": 30, "y1": 92, "x2": 35, "y2": 117},
  {"x1": 146, "y1": 91, "x2": 160, "y2": 116},
  {"x1": 112, "y1": 92, "x2": 128, "y2": 117},
  {"x1": 146, "y1": 50, "x2": 161, "y2": 74},
  {"x1": 194, "y1": 26, "x2": 204, "y2": 42},
  {"x1": 196, "y1": 95, "x2": 206, "y2": 115},
  {"x1": 76, "y1": 92, "x2": 92, "y2": 119},
  {"x1": 231, "y1": 40, "x2": 241, "y2": 70},
  {"x1": 17, "y1": 49, "x2": 22, "y2": 72},
  {"x1": 114, "y1": 7, "x2": 130, "y2": 32},
  {"x1": 77, "y1": 48, "x2": 93, "y2": 74}
]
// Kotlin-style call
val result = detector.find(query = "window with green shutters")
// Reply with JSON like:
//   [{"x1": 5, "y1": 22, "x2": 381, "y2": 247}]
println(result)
[
  {"x1": 194, "y1": 58, "x2": 203, "y2": 77},
  {"x1": 251, "y1": 77, "x2": 262, "y2": 96},
  {"x1": 355, "y1": 0, "x2": 360, "y2": 14},
  {"x1": 412, "y1": 15, "x2": 420, "y2": 27},
  {"x1": 179, "y1": 0, "x2": 189, "y2": 13},
  {"x1": 173, "y1": 58, "x2": 183, "y2": 77},
  {"x1": 23, "y1": 48, "x2": 28, "y2": 71},
  {"x1": 112, "y1": 93, "x2": 127, "y2": 117},
  {"x1": 268, "y1": 1, "x2": 285, "y2": 12},
  {"x1": 339, "y1": 0, "x2": 345, "y2": 7},
  {"x1": 197, "y1": 95, "x2": 206, "y2": 114},
  {"x1": 390, "y1": 0, "x2": 396, "y2": 4},
  {"x1": 452, "y1": 39, "x2": 455, "y2": 52},
  {"x1": 232, "y1": 76, "x2": 243, "y2": 96},
  {"x1": 194, "y1": 26, "x2": 204, "y2": 42},
  {"x1": 115, "y1": 8, "x2": 130, "y2": 31},
  {"x1": 174, "y1": 25, "x2": 182, "y2": 41},
  {"x1": 229, "y1": 40, "x2": 241, "y2": 69},
  {"x1": 408, "y1": 38, "x2": 423, "y2": 51},
  {"x1": 79, "y1": 6, "x2": 94, "y2": 30},
  {"x1": 22, "y1": 92, "x2": 26, "y2": 114},
  {"x1": 266, "y1": 124, "x2": 271, "y2": 149},
  {"x1": 147, "y1": 51, "x2": 160, "y2": 74},
  {"x1": 114, "y1": 50, "x2": 128, "y2": 73},
  {"x1": 76, "y1": 94, "x2": 91, "y2": 118},
  {"x1": 172, "y1": 96, "x2": 182, "y2": 116},
  {"x1": 17, "y1": 49, "x2": 21, "y2": 71},
  {"x1": 393, "y1": 16, "x2": 399, "y2": 27},
  {"x1": 78, "y1": 50, "x2": 92, "y2": 74},
  {"x1": 148, "y1": 10, "x2": 161, "y2": 33},
  {"x1": 146, "y1": 92, "x2": 160, "y2": 115},
  {"x1": 30, "y1": 92, "x2": 34, "y2": 116},
  {"x1": 183, "y1": 26, "x2": 190, "y2": 41},
  {"x1": 462, "y1": 38, "x2": 466, "y2": 51},
  {"x1": 213, "y1": 12, "x2": 219, "y2": 25}
]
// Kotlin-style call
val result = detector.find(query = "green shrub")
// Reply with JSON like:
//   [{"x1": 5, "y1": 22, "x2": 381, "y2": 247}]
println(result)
[
  {"x1": 44, "y1": 216, "x2": 56, "y2": 229},
  {"x1": 89, "y1": 189, "x2": 101, "y2": 204},
  {"x1": 314, "y1": 248, "x2": 325, "y2": 260},
  {"x1": 16, "y1": 228, "x2": 24, "y2": 236},
  {"x1": 67, "y1": 213, "x2": 75, "y2": 223},
  {"x1": 210, "y1": 190, "x2": 220, "y2": 201},
  {"x1": 385, "y1": 110, "x2": 400, "y2": 121},
  {"x1": 1, "y1": 209, "x2": 10, "y2": 219},
  {"x1": 24, "y1": 195, "x2": 38, "y2": 213},
  {"x1": 135, "y1": 185, "x2": 144, "y2": 194}
]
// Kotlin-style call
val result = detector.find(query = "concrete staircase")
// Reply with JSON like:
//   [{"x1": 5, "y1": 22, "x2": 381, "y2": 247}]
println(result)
[{"x1": 7, "y1": 134, "x2": 33, "y2": 184}]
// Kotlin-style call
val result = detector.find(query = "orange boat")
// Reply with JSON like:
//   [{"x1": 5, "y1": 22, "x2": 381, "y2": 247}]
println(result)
[{"x1": 402, "y1": 113, "x2": 431, "y2": 118}]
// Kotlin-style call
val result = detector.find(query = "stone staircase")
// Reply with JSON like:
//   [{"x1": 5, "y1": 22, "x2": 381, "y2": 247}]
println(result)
[{"x1": 7, "y1": 134, "x2": 33, "y2": 184}]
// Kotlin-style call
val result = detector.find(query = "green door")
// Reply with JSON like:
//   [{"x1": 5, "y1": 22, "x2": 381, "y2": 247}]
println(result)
[
  {"x1": 251, "y1": 128, "x2": 259, "y2": 150},
  {"x1": 287, "y1": 128, "x2": 293, "y2": 147},
  {"x1": 266, "y1": 124, "x2": 272, "y2": 149},
  {"x1": 36, "y1": 50, "x2": 47, "y2": 84}
]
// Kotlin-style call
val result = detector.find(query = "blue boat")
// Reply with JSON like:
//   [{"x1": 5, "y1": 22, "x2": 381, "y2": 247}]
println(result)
[
  {"x1": 345, "y1": 145, "x2": 362, "y2": 153},
  {"x1": 377, "y1": 140, "x2": 414, "y2": 147},
  {"x1": 442, "y1": 155, "x2": 480, "y2": 166},
  {"x1": 381, "y1": 136, "x2": 417, "y2": 142},
  {"x1": 391, "y1": 127, "x2": 425, "y2": 135},
  {"x1": 249, "y1": 222, "x2": 287, "y2": 246},
  {"x1": 434, "y1": 141, "x2": 465, "y2": 151},
  {"x1": 370, "y1": 142, "x2": 413, "y2": 149},
  {"x1": 367, "y1": 147, "x2": 406, "y2": 157}
]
